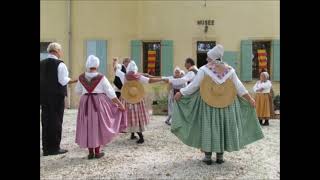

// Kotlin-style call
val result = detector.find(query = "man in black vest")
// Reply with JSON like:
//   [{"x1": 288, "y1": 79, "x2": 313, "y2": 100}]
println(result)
[
  {"x1": 163, "y1": 58, "x2": 198, "y2": 85},
  {"x1": 112, "y1": 57, "x2": 130, "y2": 98},
  {"x1": 40, "y1": 42, "x2": 77, "y2": 156}
]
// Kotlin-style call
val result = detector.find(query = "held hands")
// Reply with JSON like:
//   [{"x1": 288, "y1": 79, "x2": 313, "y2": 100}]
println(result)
[
  {"x1": 249, "y1": 97, "x2": 256, "y2": 108},
  {"x1": 69, "y1": 79, "x2": 78, "y2": 84},
  {"x1": 118, "y1": 103, "x2": 126, "y2": 112},
  {"x1": 162, "y1": 79, "x2": 169, "y2": 83},
  {"x1": 174, "y1": 92, "x2": 182, "y2": 101},
  {"x1": 257, "y1": 88, "x2": 264, "y2": 92},
  {"x1": 143, "y1": 73, "x2": 151, "y2": 78}
]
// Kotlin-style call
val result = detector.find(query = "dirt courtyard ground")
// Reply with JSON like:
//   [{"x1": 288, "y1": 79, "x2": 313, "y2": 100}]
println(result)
[{"x1": 41, "y1": 109, "x2": 280, "y2": 180}]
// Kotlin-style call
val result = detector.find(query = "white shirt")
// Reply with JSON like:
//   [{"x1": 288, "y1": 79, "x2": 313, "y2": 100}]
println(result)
[
  {"x1": 113, "y1": 85, "x2": 120, "y2": 93},
  {"x1": 75, "y1": 73, "x2": 117, "y2": 99},
  {"x1": 117, "y1": 71, "x2": 150, "y2": 84},
  {"x1": 253, "y1": 80, "x2": 272, "y2": 93},
  {"x1": 180, "y1": 66, "x2": 248, "y2": 96},
  {"x1": 47, "y1": 54, "x2": 71, "y2": 86},
  {"x1": 169, "y1": 67, "x2": 197, "y2": 86},
  {"x1": 113, "y1": 68, "x2": 126, "y2": 92},
  {"x1": 164, "y1": 76, "x2": 187, "y2": 89}
]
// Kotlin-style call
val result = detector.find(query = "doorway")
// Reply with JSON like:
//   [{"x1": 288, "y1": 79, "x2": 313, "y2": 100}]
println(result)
[
  {"x1": 252, "y1": 41, "x2": 272, "y2": 79},
  {"x1": 196, "y1": 41, "x2": 216, "y2": 68},
  {"x1": 142, "y1": 42, "x2": 161, "y2": 76}
]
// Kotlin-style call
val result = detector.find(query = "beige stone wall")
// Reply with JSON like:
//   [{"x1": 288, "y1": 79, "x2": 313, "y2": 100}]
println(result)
[
  {"x1": 41, "y1": 0, "x2": 69, "y2": 66},
  {"x1": 41, "y1": 0, "x2": 279, "y2": 108}
]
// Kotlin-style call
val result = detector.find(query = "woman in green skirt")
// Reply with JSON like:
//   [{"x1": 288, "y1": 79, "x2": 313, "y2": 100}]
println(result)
[{"x1": 172, "y1": 44, "x2": 264, "y2": 165}]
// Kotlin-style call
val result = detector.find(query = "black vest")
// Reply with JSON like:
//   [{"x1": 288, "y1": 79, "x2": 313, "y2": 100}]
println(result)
[
  {"x1": 40, "y1": 58, "x2": 67, "y2": 100},
  {"x1": 113, "y1": 65, "x2": 126, "y2": 90}
]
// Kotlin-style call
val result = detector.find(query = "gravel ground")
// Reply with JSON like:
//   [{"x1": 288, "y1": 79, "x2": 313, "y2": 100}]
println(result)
[{"x1": 40, "y1": 109, "x2": 279, "y2": 180}]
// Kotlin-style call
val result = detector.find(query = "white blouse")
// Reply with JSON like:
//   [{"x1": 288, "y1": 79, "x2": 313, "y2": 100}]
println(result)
[
  {"x1": 164, "y1": 76, "x2": 187, "y2": 89},
  {"x1": 47, "y1": 54, "x2": 71, "y2": 86},
  {"x1": 116, "y1": 70, "x2": 150, "y2": 84},
  {"x1": 75, "y1": 73, "x2": 117, "y2": 99},
  {"x1": 180, "y1": 66, "x2": 248, "y2": 96},
  {"x1": 169, "y1": 71, "x2": 196, "y2": 86},
  {"x1": 113, "y1": 68, "x2": 126, "y2": 92},
  {"x1": 253, "y1": 80, "x2": 272, "y2": 93}
]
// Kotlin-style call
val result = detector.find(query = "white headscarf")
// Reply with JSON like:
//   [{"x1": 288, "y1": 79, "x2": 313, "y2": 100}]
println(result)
[
  {"x1": 180, "y1": 70, "x2": 185, "y2": 76},
  {"x1": 86, "y1": 55, "x2": 100, "y2": 70},
  {"x1": 174, "y1": 66, "x2": 181, "y2": 73},
  {"x1": 207, "y1": 44, "x2": 224, "y2": 61},
  {"x1": 261, "y1": 72, "x2": 270, "y2": 80},
  {"x1": 127, "y1": 60, "x2": 138, "y2": 73}
]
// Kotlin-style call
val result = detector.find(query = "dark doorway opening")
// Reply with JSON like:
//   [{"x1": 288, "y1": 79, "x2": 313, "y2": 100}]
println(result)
[{"x1": 196, "y1": 41, "x2": 216, "y2": 68}]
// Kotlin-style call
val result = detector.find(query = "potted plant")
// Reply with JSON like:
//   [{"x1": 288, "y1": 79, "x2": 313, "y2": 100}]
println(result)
[{"x1": 152, "y1": 95, "x2": 168, "y2": 115}]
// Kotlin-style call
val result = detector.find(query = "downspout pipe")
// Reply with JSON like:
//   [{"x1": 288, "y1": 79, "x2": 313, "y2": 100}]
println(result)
[{"x1": 67, "y1": 0, "x2": 72, "y2": 108}]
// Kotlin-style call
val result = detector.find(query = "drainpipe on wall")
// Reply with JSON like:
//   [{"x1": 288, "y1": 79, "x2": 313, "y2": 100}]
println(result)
[{"x1": 67, "y1": 0, "x2": 72, "y2": 109}]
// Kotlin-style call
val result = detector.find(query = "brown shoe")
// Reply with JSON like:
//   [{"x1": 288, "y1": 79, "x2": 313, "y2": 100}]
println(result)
[
  {"x1": 88, "y1": 153, "x2": 94, "y2": 159},
  {"x1": 95, "y1": 152, "x2": 105, "y2": 159}
]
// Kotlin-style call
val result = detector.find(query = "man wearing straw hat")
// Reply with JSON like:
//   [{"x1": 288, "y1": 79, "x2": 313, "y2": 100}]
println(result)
[{"x1": 172, "y1": 44, "x2": 264, "y2": 165}]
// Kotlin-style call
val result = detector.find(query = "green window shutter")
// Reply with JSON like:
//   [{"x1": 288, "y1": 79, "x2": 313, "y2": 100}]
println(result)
[
  {"x1": 272, "y1": 40, "x2": 280, "y2": 81},
  {"x1": 240, "y1": 40, "x2": 253, "y2": 81},
  {"x1": 161, "y1": 40, "x2": 173, "y2": 76},
  {"x1": 131, "y1": 40, "x2": 142, "y2": 70},
  {"x1": 86, "y1": 40, "x2": 107, "y2": 75},
  {"x1": 223, "y1": 51, "x2": 238, "y2": 73}
]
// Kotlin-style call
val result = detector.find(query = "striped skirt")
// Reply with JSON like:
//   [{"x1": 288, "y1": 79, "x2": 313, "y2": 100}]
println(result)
[
  {"x1": 75, "y1": 93, "x2": 127, "y2": 148},
  {"x1": 121, "y1": 98, "x2": 150, "y2": 132},
  {"x1": 171, "y1": 90, "x2": 264, "y2": 153},
  {"x1": 167, "y1": 89, "x2": 174, "y2": 116},
  {"x1": 255, "y1": 93, "x2": 271, "y2": 119}
]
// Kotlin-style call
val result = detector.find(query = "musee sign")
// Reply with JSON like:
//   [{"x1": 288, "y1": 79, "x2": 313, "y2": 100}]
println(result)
[
  {"x1": 197, "y1": 20, "x2": 215, "y2": 26},
  {"x1": 197, "y1": 20, "x2": 214, "y2": 33}
]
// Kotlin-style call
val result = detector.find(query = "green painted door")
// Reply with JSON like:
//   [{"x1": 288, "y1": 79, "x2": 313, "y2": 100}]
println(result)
[
  {"x1": 161, "y1": 40, "x2": 174, "y2": 76},
  {"x1": 271, "y1": 40, "x2": 280, "y2": 81},
  {"x1": 240, "y1": 40, "x2": 253, "y2": 81},
  {"x1": 86, "y1": 40, "x2": 107, "y2": 75},
  {"x1": 223, "y1": 51, "x2": 238, "y2": 74},
  {"x1": 131, "y1": 40, "x2": 142, "y2": 70}
]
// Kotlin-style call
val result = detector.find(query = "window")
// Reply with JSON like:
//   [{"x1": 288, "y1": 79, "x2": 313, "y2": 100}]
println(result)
[
  {"x1": 241, "y1": 39, "x2": 279, "y2": 81},
  {"x1": 252, "y1": 41, "x2": 271, "y2": 79},
  {"x1": 142, "y1": 42, "x2": 161, "y2": 76},
  {"x1": 197, "y1": 41, "x2": 216, "y2": 52},
  {"x1": 40, "y1": 42, "x2": 51, "y2": 61},
  {"x1": 196, "y1": 41, "x2": 216, "y2": 68}
]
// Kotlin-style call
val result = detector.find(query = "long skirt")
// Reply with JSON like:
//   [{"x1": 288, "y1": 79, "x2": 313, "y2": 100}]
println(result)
[
  {"x1": 121, "y1": 98, "x2": 150, "y2": 132},
  {"x1": 269, "y1": 88, "x2": 275, "y2": 118},
  {"x1": 76, "y1": 94, "x2": 127, "y2": 148},
  {"x1": 168, "y1": 90, "x2": 174, "y2": 116},
  {"x1": 255, "y1": 93, "x2": 271, "y2": 119},
  {"x1": 171, "y1": 90, "x2": 264, "y2": 153}
]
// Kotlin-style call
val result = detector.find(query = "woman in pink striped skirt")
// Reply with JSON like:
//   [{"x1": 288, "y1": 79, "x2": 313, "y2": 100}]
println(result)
[
  {"x1": 116, "y1": 60, "x2": 164, "y2": 143},
  {"x1": 75, "y1": 55, "x2": 127, "y2": 159}
]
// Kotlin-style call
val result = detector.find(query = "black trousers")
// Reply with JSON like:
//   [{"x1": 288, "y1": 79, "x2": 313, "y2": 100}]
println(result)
[
  {"x1": 41, "y1": 95, "x2": 65, "y2": 152},
  {"x1": 115, "y1": 91, "x2": 121, "y2": 99}
]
